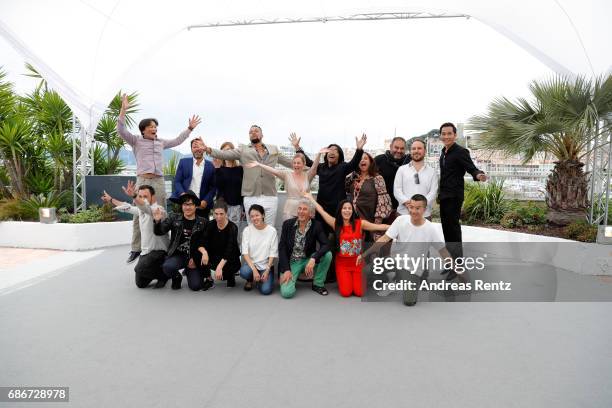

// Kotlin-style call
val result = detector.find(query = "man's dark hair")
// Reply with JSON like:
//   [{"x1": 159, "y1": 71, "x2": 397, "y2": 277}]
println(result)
[
  {"x1": 410, "y1": 194, "x2": 427, "y2": 206},
  {"x1": 411, "y1": 138, "x2": 427, "y2": 149},
  {"x1": 248, "y1": 204, "x2": 265, "y2": 216},
  {"x1": 323, "y1": 143, "x2": 345, "y2": 167},
  {"x1": 138, "y1": 118, "x2": 159, "y2": 135},
  {"x1": 439, "y1": 122, "x2": 457, "y2": 134},
  {"x1": 390, "y1": 136, "x2": 406, "y2": 146},
  {"x1": 190, "y1": 137, "x2": 203, "y2": 148},
  {"x1": 138, "y1": 185, "x2": 155, "y2": 196},
  {"x1": 213, "y1": 201, "x2": 228, "y2": 213}
]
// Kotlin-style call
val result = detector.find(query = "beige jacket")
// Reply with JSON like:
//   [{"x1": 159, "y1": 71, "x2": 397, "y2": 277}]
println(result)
[{"x1": 210, "y1": 143, "x2": 293, "y2": 196}]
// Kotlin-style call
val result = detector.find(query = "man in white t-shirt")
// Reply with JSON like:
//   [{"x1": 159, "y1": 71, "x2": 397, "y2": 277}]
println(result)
[{"x1": 358, "y1": 194, "x2": 453, "y2": 306}]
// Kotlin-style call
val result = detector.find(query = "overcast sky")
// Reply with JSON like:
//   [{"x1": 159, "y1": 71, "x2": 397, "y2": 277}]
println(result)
[{"x1": 0, "y1": 17, "x2": 553, "y2": 154}]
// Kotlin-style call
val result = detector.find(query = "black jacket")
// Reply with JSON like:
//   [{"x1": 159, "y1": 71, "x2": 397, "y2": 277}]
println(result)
[
  {"x1": 439, "y1": 143, "x2": 484, "y2": 200},
  {"x1": 301, "y1": 148, "x2": 364, "y2": 214},
  {"x1": 153, "y1": 213, "x2": 207, "y2": 257},
  {"x1": 278, "y1": 217, "x2": 330, "y2": 274},
  {"x1": 374, "y1": 151, "x2": 411, "y2": 209}
]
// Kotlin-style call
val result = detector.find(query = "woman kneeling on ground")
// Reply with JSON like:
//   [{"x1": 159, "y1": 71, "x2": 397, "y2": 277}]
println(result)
[
  {"x1": 303, "y1": 193, "x2": 389, "y2": 297},
  {"x1": 239, "y1": 204, "x2": 278, "y2": 295}
]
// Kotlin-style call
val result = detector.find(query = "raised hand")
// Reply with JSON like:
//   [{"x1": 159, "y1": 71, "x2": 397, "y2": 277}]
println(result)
[
  {"x1": 122, "y1": 180, "x2": 136, "y2": 198},
  {"x1": 101, "y1": 190, "x2": 112, "y2": 203},
  {"x1": 302, "y1": 191, "x2": 315, "y2": 202},
  {"x1": 289, "y1": 132, "x2": 301, "y2": 150},
  {"x1": 120, "y1": 93, "x2": 130, "y2": 113},
  {"x1": 188, "y1": 115, "x2": 202, "y2": 130},
  {"x1": 319, "y1": 147, "x2": 331, "y2": 154},
  {"x1": 152, "y1": 207, "x2": 163, "y2": 222},
  {"x1": 356, "y1": 133, "x2": 367, "y2": 150}
]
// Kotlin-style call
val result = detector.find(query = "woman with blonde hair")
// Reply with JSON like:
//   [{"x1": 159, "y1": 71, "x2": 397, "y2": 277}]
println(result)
[{"x1": 246, "y1": 147, "x2": 328, "y2": 221}]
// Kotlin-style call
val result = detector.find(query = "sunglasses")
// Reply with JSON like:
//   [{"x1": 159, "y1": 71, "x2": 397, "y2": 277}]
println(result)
[{"x1": 413, "y1": 172, "x2": 420, "y2": 185}]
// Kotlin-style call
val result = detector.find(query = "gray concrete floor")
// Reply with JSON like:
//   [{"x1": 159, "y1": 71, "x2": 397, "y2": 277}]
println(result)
[{"x1": 1, "y1": 245, "x2": 611, "y2": 407}]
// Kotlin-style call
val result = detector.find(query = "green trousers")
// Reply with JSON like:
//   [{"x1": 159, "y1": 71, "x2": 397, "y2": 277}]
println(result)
[{"x1": 280, "y1": 252, "x2": 332, "y2": 299}]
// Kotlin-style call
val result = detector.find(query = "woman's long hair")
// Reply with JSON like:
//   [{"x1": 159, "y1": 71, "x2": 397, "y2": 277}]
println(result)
[
  {"x1": 220, "y1": 141, "x2": 238, "y2": 167},
  {"x1": 333, "y1": 199, "x2": 359, "y2": 251}
]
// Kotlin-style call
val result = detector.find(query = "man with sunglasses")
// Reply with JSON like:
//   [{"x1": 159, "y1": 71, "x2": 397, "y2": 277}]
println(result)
[{"x1": 394, "y1": 139, "x2": 438, "y2": 220}]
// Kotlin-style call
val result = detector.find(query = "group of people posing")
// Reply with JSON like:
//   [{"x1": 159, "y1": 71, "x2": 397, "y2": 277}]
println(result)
[{"x1": 103, "y1": 94, "x2": 487, "y2": 304}]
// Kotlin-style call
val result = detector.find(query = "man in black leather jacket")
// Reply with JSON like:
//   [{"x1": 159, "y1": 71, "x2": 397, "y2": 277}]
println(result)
[{"x1": 153, "y1": 190, "x2": 208, "y2": 290}]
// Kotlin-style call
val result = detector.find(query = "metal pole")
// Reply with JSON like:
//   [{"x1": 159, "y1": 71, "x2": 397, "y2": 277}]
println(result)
[
  {"x1": 80, "y1": 126, "x2": 87, "y2": 208},
  {"x1": 589, "y1": 131, "x2": 598, "y2": 223},
  {"x1": 72, "y1": 115, "x2": 77, "y2": 214},
  {"x1": 604, "y1": 120, "x2": 611, "y2": 226}
]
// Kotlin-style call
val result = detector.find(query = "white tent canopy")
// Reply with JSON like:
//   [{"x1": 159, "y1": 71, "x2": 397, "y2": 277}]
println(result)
[{"x1": 1, "y1": 0, "x2": 610, "y2": 133}]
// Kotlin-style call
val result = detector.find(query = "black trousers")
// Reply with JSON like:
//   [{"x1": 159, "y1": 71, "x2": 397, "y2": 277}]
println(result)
[
  {"x1": 162, "y1": 253, "x2": 205, "y2": 291},
  {"x1": 439, "y1": 197, "x2": 464, "y2": 259},
  {"x1": 134, "y1": 250, "x2": 167, "y2": 288}
]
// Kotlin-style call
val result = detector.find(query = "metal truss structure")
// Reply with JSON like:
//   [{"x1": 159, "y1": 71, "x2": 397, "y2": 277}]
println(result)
[
  {"x1": 187, "y1": 12, "x2": 469, "y2": 30},
  {"x1": 587, "y1": 119, "x2": 612, "y2": 226},
  {"x1": 72, "y1": 116, "x2": 94, "y2": 213}
]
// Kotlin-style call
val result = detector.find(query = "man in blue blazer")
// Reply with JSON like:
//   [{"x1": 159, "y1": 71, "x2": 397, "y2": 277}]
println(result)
[{"x1": 171, "y1": 138, "x2": 216, "y2": 218}]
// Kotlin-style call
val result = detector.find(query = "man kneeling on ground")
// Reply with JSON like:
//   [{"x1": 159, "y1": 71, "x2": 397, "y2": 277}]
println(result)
[
  {"x1": 102, "y1": 185, "x2": 170, "y2": 289},
  {"x1": 153, "y1": 190, "x2": 208, "y2": 290},
  {"x1": 278, "y1": 199, "x2": 332, "y2": 298}
]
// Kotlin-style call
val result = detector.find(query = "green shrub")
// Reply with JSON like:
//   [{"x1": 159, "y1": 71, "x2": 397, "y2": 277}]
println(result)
[
  {"x1": 500, "y1": 211, "x2": 522, "y2": 228},
  {"x1": 462, "y1": 179, "x2": 510, "y2": 224},
  {"x1": 60, "y1": 204, "x2": 116, "y2": 223},
  {"x1": 515, "y1": 202, "x2": 547, "y2": 225},
  {"x1": 564, "y1": 220, "x2": 597, "y2": 242},
  {"x1": 500, "y1": 202, "x2": 547, "y2": 229},
  {"x1": 0, "y1": 199, "x2": 35, "y2": 220}
]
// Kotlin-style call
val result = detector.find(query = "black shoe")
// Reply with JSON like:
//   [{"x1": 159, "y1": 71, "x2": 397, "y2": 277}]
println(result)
[
  {"x1": 154, "y1": 279, "x2": 168, "y2": 289},
  {"x1": 244, "y1": 281, "x2": 253, "y2": 291},
  {"x1": 404, "y1": 301, "x2": 417, "y2": 307},
  {"x1": 312, "y1": 285, "x2": 329, "y2": 296},
  {"x1": 202, "y1": 279, "x2": 214, "y2": 291},
  {"x1": 126, "y1": 251, "x2": 140, "y2": 264},
  {"x1": 227, "y1": 280, "x2": 236, "y2": 288},
  {"x1": 171, "y1": 276, "x2": 182, "y2": 290}
]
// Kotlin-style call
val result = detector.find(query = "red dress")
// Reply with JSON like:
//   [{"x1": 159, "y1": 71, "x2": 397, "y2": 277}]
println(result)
[{"x1": 336, "y1": 219, "x2": 364, "y2": 297}]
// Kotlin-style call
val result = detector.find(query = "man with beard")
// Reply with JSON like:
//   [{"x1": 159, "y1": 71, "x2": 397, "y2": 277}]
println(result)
[
  {"x1": 374, "y1": 137, "x2": 411, "y2": 210},
  {"x1": 394, "y1": 139, "x2": 438, "y2": 220},
  {"x1": 171, "y1": 137, "x2": 216, "y2": 219},
  {"x1": 201, "y1": 125, "x2": 294, "y2": 226}
]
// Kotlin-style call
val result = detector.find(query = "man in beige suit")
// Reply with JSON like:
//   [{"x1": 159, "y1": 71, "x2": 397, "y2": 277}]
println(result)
[{"x1": 202, "y1": 125, "x2": 293, "y2": 226}]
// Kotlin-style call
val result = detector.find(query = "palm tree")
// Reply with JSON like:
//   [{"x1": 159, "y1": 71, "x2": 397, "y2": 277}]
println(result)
[{"x1": 468, "y1": 74, "x2": 612, "y2": 225}]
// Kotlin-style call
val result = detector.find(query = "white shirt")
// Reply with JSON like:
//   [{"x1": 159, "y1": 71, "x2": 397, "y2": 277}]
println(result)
[
  {"x1": 394, "y1": 161, "x2": 438, "y2": 217},
  {"x1": 241, "y1": 224, "x2": 279, "y2": 270},
  {"x1": 385, "y1": 216, "x2": 445, "y2": 276},
  {"x1": 116, "y1": 202, "x2": 169, "y2": 255},
  {"x1": 189, "y1": 159, "x2": 205, "y2": 196}
]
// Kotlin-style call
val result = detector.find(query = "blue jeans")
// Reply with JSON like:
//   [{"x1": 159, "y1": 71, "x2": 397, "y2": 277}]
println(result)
[{"x1": 239, "y1": 263, "x2": 274, "y2": 295}]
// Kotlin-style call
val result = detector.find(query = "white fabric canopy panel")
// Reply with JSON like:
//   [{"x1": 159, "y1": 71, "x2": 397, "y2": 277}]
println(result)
[{"x1": 1, "y1": 0, "x2": 610, "y2": 131}]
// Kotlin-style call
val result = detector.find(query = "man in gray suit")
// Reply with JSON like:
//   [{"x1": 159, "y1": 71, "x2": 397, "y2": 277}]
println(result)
[{"x1": 202, "y1": 125, "x2": 294, "y2": 226}]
